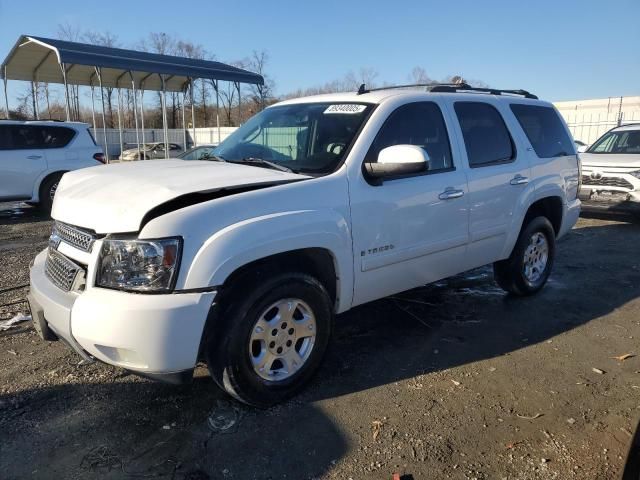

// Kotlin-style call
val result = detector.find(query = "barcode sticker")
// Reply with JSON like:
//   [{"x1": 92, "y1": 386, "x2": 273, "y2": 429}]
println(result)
[{"x1": 323, "y1": 104, "x2": 367, "y2": 114}]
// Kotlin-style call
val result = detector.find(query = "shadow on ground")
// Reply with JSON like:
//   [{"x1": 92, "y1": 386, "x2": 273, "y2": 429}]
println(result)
[{"x1": 1, "y1": 220, "x2": 640, "y2": 479}]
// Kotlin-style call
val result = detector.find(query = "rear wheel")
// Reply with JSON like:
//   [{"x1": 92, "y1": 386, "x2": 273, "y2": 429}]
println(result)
[
  {"x1": 38, "y1": 173, "x2": 63, "y2": 213},
  {"x1": 493, "y1": 216, "x2": 556, "y2": 296},
  {"x1": 205, "y1": 272, "x2": 333, "y2": 408}
]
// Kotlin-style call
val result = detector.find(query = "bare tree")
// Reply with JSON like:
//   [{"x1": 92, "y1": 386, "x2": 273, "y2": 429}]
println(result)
[
  {"x1": 408, "y1": 66, "x2": 432, "y2": 84},
  {"x1": 83, "y1": 31, "x2": 120, "y2": 127}
]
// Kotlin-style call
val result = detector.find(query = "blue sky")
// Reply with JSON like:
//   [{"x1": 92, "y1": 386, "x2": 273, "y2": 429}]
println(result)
[{"x1": 0, "y1": 0, "x2": 638, "y2": 103}]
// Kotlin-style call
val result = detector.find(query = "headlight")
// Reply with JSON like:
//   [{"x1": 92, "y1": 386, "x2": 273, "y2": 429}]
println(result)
[
  {"x1": 630, "y1": 170, "x2": 640, "y2": 179},
  {"x1": 96, "y1": 237, "x2": 182, "y2": 292}
]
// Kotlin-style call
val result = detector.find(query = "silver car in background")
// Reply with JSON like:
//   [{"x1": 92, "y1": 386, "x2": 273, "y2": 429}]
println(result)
[{"x1": 119, "y1": 142, "x2": 183, "y2": 160}]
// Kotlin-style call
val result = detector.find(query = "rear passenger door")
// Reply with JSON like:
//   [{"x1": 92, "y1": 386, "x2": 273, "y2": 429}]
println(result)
[
  {"x1": 448, "y1": 100, "x2": 531, "y2": 265},
  {"x1": 0, "y1": 125, "x2": 47, "y2": 200}
]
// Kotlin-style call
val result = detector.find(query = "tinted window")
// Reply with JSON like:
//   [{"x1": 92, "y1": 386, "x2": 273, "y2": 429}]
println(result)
[
  {"x1": 367, "y1": 102, "x2": 453, "y2": 171},
  {"x1": 5, "y1": 125, "x2": 75, "y2": 150},
  {"x1": 0, "y1": 127, "x2": 11, "y2": 150},
  {"x1": 510, "y1": 104, "x2": 574, "y2": 158},
  {"x1": 588, "y1": 129, "x2": 640, "y2": 154},
  {"x1": 455, "y1": 102, "x2": 514, "y2": 167}
]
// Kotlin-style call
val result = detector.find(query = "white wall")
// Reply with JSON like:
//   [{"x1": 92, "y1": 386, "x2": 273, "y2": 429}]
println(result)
[{"x1": 554, "y1": 96, "x2": 640, "y2": 144}]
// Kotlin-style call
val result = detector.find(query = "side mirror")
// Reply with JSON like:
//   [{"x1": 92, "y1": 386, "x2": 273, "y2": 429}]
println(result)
[
  {"x1": 364, "y1": 145, "x2": 430, "y2": 179},
  {"x1": 577, "y1": 145, "x2": 588, "y2": 153}
]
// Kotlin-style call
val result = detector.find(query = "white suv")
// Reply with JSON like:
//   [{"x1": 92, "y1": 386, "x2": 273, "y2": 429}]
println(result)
[
  {"x1": 28, "y1": 85, "x2": 581, "y2": 407},
  {"x1": 0, "y1": 120, "x2": 104, "y2": 211},
  {"x1": 579, "y1": 123, "x2": 640, "y2": 214}
]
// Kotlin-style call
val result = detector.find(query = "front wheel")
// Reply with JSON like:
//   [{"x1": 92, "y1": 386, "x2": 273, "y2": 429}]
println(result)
[
  {"x1": 493, "y1": 216, "x2": 556, "y2": 296},
  {"x1": 205, "y1": 272, "x2": 333, "y2": 408}
]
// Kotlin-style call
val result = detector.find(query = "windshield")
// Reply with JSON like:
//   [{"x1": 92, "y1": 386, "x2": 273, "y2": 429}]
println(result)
[
  {"x1": 213, "y1": 102, "x2": 373, "y2": 174},
  {"x1": 587, "y1": 129, "x2": 640, "y2": 154}
]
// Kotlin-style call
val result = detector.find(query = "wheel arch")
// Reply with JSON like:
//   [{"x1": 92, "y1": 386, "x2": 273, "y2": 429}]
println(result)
[
  {"x1": 501, "y1": 194, "x2": 564, "y2": 259},
  {"x1": 32, "y1": 170, "x2": 68, "y2": 202}
]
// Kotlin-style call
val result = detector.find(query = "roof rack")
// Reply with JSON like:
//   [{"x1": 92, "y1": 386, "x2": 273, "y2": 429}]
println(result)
[{"x1": 357, "y1": 82, "x2": 538, "y2": 99}]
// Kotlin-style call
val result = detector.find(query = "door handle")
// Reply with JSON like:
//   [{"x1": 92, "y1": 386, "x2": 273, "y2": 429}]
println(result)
[
  {"x1": 27, "y1": 155, "x2": 43, "y2": 160},
  {"x1": 438, "y1": 188, "x2": 464, "y2": 200},
  {"x1": 510, "y1": 175, "x2": 529, "y2": 186}
]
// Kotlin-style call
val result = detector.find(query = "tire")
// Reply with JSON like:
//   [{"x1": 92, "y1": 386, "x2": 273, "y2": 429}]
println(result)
[
  {"x1": 493, "y1": 216, "x2": 556, "y2": 296},
  {"x1": 205, "y1": 272, "x2": 333, "y2": 408},
  {"x1": 38, "y1": 173, "x2": 63, "y2": 213}
]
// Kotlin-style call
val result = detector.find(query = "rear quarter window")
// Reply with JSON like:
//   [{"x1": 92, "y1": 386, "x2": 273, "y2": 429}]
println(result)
[
  {"x1": 38, "y1": 126, "x2": 76, "y2": 149},
  {"x1": 510, "y1": 104, "x2": 574, "y2": 158}
]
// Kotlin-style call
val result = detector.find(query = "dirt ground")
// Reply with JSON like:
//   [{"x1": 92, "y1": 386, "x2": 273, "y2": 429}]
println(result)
[{"x1": 1, "y1": 202, "x2": 640, "y2": 480}]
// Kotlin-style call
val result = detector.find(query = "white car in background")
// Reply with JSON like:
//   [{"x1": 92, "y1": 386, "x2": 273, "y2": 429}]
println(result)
[
  {"x1": 0, "y1": 120, "x2": 104, "y2": 211},
  {"x1": 579, "y1": 123, "x2": 640, "y2": 215}
]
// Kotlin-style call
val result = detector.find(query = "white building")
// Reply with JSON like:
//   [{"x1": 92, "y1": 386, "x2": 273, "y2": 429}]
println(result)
[{"x1": 554, "y1": 96, "x2": 640, "y2": 144}]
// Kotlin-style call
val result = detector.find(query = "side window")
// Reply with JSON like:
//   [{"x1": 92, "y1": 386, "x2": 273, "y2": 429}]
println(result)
[
  {"x1": 38, "y1": 127, "x2": 76, "y2": 148},
  {"x1": 170, "y1": 144, "x2": 180, "y2": 150},
  {"x1": 366, "y1": 102, "x2": 453, "y2": 172},
  {"x1": 10, "y1": 125, "x2": 41, "y2": 149},
  {"x1": 454, "y1": 102, "x2": 515, "y2": 167},
  {"x1": 510, "y1": 104, "x2": 574, "y2": 158},
  {"x1": 0, "y1": 127, "x2": 12, "y2": 150}
]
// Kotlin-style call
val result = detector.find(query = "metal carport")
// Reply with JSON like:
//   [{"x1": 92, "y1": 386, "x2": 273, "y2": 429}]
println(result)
[{"x1": 1, "y1": 35, "x2": 264, "y2": 161}]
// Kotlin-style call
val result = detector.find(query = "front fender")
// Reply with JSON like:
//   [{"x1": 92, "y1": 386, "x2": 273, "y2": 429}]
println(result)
[{"x1": 183, "y1": 209, "x2": 354, "y2": 312}]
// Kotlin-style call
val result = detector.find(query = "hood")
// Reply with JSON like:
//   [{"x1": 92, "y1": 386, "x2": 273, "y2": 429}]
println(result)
[
  {"x1": 580, "y1": 153, "x2": 640, "y2": 169},
  {"x1": 52, "y1": 160, "x2": 308, "y2": 233}
]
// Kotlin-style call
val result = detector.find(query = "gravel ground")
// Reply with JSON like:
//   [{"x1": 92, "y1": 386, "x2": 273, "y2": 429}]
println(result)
[{"x1": 1, "y1": 202, "x2": 640, "y2": 480}]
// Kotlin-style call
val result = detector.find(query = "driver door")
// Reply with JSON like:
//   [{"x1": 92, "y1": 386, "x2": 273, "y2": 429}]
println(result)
[{"x1": 349, "y1": 101, "x2": 470, "y2": 306}]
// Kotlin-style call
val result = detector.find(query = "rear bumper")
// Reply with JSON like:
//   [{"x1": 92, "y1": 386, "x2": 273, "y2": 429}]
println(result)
[{"x1": 29, "y1": 249, "x2": 216, "y2": 381}]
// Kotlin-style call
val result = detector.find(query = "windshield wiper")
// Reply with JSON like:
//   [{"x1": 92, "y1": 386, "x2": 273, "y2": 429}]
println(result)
[{"x1": 233, "y1": 157, "x2": 293, "y2": 173}]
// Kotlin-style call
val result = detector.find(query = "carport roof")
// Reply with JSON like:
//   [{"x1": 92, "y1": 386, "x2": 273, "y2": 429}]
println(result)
[{"x1": 1, "y1": 35, "x2": 264, "y2": 92}]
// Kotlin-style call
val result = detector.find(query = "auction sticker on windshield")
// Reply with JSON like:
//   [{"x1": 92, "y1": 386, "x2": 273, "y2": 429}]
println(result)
[{"x1": 324, "y1": 104, "x2": 367, "y2": 114}]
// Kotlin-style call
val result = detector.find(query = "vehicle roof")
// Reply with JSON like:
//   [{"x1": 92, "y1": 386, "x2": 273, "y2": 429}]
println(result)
[
  {"x1": 611, "y1": 123, "x2": 640, "y2": 132},
  {"x1": 274, "y1": 89, "x2": 553, "y2": 108},
  {"x1": 0, "y1": 119, "x2": 90, "y2": 127}
]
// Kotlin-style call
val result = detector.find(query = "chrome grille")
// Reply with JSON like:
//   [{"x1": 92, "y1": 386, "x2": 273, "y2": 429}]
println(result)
[
  {"x1": 55, "y1": 221, "x2": 95, "y2": 252},
  {"x1": 582, "y1": 175, "x2": 634, "y2": 190},
  {"x1": 45, "y1": 248, "x2": 85, "y2": 292}
]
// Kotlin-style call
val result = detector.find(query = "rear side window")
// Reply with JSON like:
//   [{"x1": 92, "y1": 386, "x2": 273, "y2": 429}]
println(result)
[
  {"x1": 0, "y1": 127, "x2": 11, "y2": 150},
  {"x1": 510, "y1": 104, "x2": 574, "y2": 158},
  {"x1": 454, "y1": 102, "x2": 514, "y2": 167},
  {"x1": 38, "y1": 126, "x2": 76, "y2": 148},
  {"x1": 4, "y1": 125, "x2": 76, "y2": 150},
  {"x1": 367, "y1": 102, "x2": 453, "y2": 172}
]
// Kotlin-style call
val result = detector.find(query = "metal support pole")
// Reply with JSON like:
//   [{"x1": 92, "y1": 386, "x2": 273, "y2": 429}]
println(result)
[
  {"x1": 95, "y1": 67, "x2": 109, "y2": 163},
  {"x1": 90, "y1": 85, "x2": 97, "y2": 130},
  {"x1": 213, "y1": 80, "x2": 220, "y2": 143},
  {"x1": 116, "y1": 88, "x2": 124, "y2": 160},
  {"x1": 160, "y1": 74, "x2": 169, "y2": 159},
  {"x1": 3, "y1": 66, "x2": 9, "y2": 119},
  {"x1": 140, "y1": 88, "x2": 146, "y2": 158},
  {"x1": 236, "y1": 81, "x2": 241, "y2": 126},
  {"x1": 31, "y1": 80, "x2": 39, "y2": 120},
  {"x1": 190, "y1": 78, "x2": 196, "y2": 148},
  {"x1": 60, "y1": 62, "x2": 70, "y2": 121},
  {"x1": 129, "y1": 72, "x2": 141, "y2": 161},
  {"x1": 181, "y1": 89, "x2": 187, "y2": 151}
]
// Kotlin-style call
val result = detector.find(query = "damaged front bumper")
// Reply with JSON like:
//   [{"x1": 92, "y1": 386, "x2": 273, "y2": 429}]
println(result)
[
  {"x1": 28, "y1": 249, "x2": 216, "y2": 384},
  {"x1": 579, "y1": 188, "x2": 640, "y2": 214}
]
